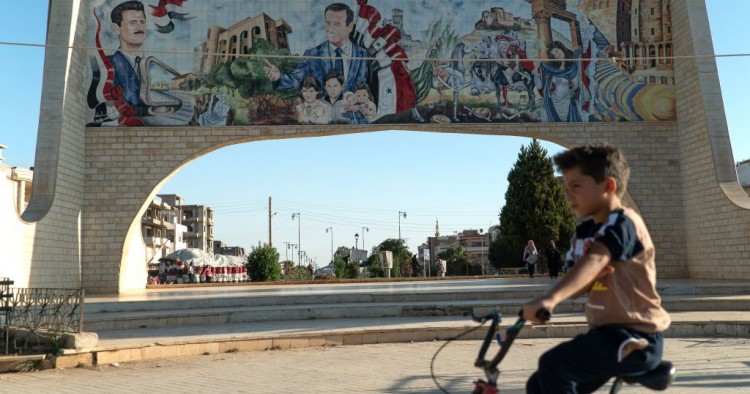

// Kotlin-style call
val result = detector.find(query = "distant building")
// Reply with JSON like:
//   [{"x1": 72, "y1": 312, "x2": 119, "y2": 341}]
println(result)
[
  {"x1": 142, "y1": 197, "x2": 181, "y2": 265},
  {"x1": 181, "y1": 204, "x2": 215, "y2": 253},
  {"x1": 158, "y1": 194, "x2": 214, "y2": 254},
  {"x1": 0, "y1": 145, "x2": 33, "y2": 215},
  {"x1": 736, "y1": 159, "x2": 750, "y2": 195},
  {"x1": 197, "y1": 13, "x2": 292, "y2": 74},
  {"x1": 213, "y1": 240, "x2": 245, "y2": 256},
  {"x1": 1, "y1": 144, "x2": 36, "y2": 287},
  {"x1": 419, "y1": 221, "x2": 491, "y2": 275}
]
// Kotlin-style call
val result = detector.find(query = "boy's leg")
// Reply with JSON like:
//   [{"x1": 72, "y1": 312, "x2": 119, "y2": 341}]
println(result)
[{"x1": 526, "y1": 326, "x2": 663, "y2": 394}]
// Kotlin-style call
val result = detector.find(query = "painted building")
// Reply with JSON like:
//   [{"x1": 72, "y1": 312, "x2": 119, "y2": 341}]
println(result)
[{"x1": 197, "y1": 13, "x2": 292, "y2": 74}]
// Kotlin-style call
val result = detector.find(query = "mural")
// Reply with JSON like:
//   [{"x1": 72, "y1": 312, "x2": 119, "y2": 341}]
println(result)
[{"x1": 85, "y1": 0, "x2": 675, "y2": 127}]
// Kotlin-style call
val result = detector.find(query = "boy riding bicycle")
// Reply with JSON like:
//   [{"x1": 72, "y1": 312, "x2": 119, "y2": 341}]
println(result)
[{"x1": 522, "y1": 143, "x2": 671, "y2": 393}]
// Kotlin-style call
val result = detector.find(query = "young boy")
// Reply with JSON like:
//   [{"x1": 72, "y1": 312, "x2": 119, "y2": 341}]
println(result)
[{"x1": 522, "y1": 143, "x2": 671, "y2": 394}]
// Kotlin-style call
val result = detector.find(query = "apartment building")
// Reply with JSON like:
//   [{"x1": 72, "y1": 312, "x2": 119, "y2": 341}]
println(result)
[
  {"x1": 418, "y1": 227, "x2": 491, "y2": 275},
  {"x1": 181, "y1": 204, "x2": 215, "y2": 254}
]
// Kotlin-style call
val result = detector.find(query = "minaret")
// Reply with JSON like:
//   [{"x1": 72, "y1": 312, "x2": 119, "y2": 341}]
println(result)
[{"x1": 435, "y1": 219, "x2": 440, "y2": 237}]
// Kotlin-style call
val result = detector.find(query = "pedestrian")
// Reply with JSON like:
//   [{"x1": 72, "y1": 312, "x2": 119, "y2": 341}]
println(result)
[
  {"x1": 188, "y1": 262, "x2": 195, "y2": 283},
  {"x1": 523, "y1": 240, "x2": 539, "y2": 278},
  {"x1": 522, "y1": 143, "x2": 671, "y2": 393},
  {"x1": 545, "y1": 240, "x2": 561, "y2": 279},
  {"x1": 204, "y1": 265, "x2": 213, "y2": 283},
  {"x1": 307, "y1": 263, "x2": 314, "y2": 280}
]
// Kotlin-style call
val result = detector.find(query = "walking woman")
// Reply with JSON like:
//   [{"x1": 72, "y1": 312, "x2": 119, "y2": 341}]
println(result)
[
  {"x1": 545, "y1": 240, "x2": 561, "y2": 279},
  {"x1": 523, "y1": 240, "x2": 539, "y2": 278}
]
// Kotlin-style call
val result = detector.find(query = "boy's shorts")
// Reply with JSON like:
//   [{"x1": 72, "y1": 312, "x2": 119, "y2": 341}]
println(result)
[{"x1": 527, "y1": 325, "x2": 664, "y2": 394}]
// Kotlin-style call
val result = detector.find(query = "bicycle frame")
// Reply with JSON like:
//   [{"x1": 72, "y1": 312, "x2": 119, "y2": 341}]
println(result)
[
  {"x1": 472, "y1": 309, "x2": 550, "y2": 394},
  {"x1": 471, "y1": 311, "x2": 526, "y2": 393}
]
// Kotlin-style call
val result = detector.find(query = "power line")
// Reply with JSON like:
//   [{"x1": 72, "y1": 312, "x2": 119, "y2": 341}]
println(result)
[{"x1": 1, "y1": 40, "x2": 749, "y2": 64}]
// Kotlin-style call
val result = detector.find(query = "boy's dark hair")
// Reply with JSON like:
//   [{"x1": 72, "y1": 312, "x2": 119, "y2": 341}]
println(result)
[
  {"x1": 553, "y1": 143, "x2": 630, "y2": 197},
  {"x1": 111, "y1": 1, "x2": 145, "y2": 25},
  {"x1": 299, "y1": 76, "x2": 322, "y2": 99},
  {"x1": 324, "y1": 71, "x2": 344, "y2": 85}
]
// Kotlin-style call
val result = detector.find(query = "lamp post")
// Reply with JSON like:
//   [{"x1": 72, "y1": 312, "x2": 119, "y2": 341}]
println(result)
[
  {"x1": 361, "y1": 227, "x2": 369, "y2": 251},
  {"x1": 287, "y1": 243, "x2": 297, "y2": 278},
  {"x1": 398, "y1": 211, "x2": 407, "y2": 240},
  {"x1": 292, "y1": 213, "x2": 301, "y2": 279},
  {"x1": 354, "y1": 233, "x2": 359, "y2": 250},
  {"x1": 325, "y1": 227, "x2": 333, "y2": 266},
  {"x1": 283, "y1": 241, "x2": 291, "y2": 262},
  {"x1": 480, "y1": 228, "x2": 485, "y2": 275}
]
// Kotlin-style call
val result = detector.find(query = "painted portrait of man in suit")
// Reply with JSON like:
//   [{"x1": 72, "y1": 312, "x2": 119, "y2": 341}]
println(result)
[
  {"x1": 264, "y1": 3, "x2": 369, "y2": 94},
  {"x1": 108, "y1": 0, "x2": 148, "y2": 108}
]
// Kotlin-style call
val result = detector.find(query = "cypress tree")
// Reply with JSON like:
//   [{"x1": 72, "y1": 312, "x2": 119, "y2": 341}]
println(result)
[{"x1": 489, "y1": 140, "x2": 576, "y2": 270}]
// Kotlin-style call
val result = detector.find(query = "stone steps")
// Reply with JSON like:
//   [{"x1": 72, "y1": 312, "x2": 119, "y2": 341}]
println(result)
[
  {"x1": 51, "y1": 279, "x2": 750, "y2": 368},
  {"x1": 82, "y1": 286, "x2": 750, "y2": 331}
]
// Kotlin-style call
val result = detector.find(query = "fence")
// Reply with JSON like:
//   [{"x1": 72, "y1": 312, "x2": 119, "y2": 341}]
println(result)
[{"x1": 6, "y1": 288, "x2": 85, "y2": 334}]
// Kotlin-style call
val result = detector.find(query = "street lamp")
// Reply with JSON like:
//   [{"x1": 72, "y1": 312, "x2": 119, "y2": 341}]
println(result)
[
  {"x1": 398, "y1": 211, "x2": 407, "y2": 240},
  {"x1": 287, "y1": 243, "x2": 297, "y2": 277},
  {"x1": 361, "y1": 227, "x2": 369, "y2": 251},
  {"x1": 292, "y1": 213, "x2": 301, "y2": 279},
  {"x1": 480, "y1": 228, "x2": 485, "y2": 275},
  {"x1": 325, "y1": 227, "x2": 333, "y2": 266},
  {"x1": 354, "y1": 233, "x2": 360, "y2": 250}
]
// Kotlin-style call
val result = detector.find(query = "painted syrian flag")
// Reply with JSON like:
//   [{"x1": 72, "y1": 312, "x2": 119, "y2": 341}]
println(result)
[{"x1": 353, "y1": 0, "x2": 417, "y2": 119}]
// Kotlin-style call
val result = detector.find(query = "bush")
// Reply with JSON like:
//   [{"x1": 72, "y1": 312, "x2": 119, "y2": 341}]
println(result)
[{"x1": 246, "y1": 243, "x2": 282, "y2": 282}]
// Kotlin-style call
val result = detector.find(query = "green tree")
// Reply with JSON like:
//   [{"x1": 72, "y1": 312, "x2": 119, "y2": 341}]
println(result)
[
  {"x1": 245, "y1": 243, "x2": 282, "y2": 282},
  {"x1": 489, "y1": 139, "x2": 576, "y2": 270},
  {"x1": 332, "y1": 246, "x2": 358, "y2": 279},
  {"x1": 364, "y1": 253, "x2": 385, "y2": 278},
  {"x1": 372, "y1": 238, "x2": 412, "y2": 277},
  {"x1": 438, "y1": 246, "x2": 474, "y2": 276}
]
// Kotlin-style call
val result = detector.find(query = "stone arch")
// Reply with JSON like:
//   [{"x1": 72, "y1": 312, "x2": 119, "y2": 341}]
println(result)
[
  {"x1": 15, "y1": 0, "x2": 750, "y2": 293},
  {"x1": 81, "y1": 123, "x2": 686, "y2": 293}
]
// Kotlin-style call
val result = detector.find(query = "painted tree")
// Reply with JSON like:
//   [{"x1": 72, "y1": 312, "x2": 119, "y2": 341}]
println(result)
[
  {"x1": 246, "y1": 243, "x2": 282, "y2": 282},
  {"x1": 489, "y1": 139, "x2": 576, "y2": 270}
]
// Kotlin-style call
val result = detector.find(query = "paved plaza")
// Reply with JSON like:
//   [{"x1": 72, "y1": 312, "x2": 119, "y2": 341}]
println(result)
[{"x1": 2, "y1": 337, "x2": 748, "y2": 393}]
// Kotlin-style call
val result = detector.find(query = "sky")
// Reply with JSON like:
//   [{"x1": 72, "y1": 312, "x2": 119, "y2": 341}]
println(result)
[{"x1": 1, "y1": 1, "x2": 749, "y2": 268}]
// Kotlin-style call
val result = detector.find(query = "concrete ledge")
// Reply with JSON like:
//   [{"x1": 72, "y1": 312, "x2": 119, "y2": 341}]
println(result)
[
  {"x1": 6, "y1": 328, "x2": 98, "y2": 351},
  {"x1": 45, "y1": 319, "x2": 750, "y2": 369},
  {"x1": 0, "y1": 354, "x2": 48, "y2": 373}
]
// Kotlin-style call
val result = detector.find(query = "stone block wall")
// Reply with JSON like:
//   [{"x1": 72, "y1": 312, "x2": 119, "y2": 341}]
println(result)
[{"x1": 12, "y1": 0, "x2": 750, "y2": 293}]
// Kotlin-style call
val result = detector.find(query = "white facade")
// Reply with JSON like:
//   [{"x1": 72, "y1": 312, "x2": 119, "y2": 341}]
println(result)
[{"x1": 0, "y1": 145, "x2": 37, "y2": 287}]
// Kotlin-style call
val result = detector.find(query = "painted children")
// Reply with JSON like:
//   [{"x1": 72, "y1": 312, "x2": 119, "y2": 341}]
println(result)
[
  {"x1": 324, "y1": 71, "x2": 346, "y2": 123},
  {"x1": 296, "y1": 76, "x2": 332, "y2": 124},
  {"x1": 353, "y1": 83, "x2": 377, "y2": 122},
  {"x1": 342, "y1": 91, "x2": 367, "y2": 124}
]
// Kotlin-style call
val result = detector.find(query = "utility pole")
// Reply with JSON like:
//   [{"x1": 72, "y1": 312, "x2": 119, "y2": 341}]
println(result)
[
  {"x1": 361, "y1": 227, "x2": 369, "y2": 251},
  {"x1": 398, "y1": 211, "x2": 407, "y2": 240},
  {"x1": 326, "y1": 227, "x2": 333, "y2": 266},
  {"x1": 292, "y1": 213, "x2": 301, "y2": 279},
  {"x1": 268, "y1": 196, "x2": 273, "y2": 247}
]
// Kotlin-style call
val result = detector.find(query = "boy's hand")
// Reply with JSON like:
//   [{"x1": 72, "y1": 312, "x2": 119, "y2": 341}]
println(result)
[{"x1": 523, "y1": 297, "x2": 554, "y2": 324}]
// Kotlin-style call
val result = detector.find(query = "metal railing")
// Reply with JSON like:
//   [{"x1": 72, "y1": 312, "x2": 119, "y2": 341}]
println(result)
[{"x1": 6, "y1": 288, "x2": 85, "y2": 334}]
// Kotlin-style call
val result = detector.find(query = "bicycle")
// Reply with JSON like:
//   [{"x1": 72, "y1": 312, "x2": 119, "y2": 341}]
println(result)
[{"x1": 431, "y1": 309, "x2": 676, "y2": 393}]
